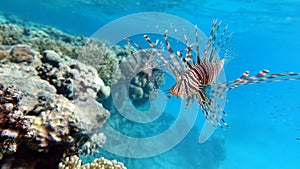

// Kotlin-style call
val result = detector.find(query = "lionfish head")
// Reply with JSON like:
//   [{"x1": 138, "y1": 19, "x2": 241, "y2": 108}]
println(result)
[
  {"x1": 168, "y1": 79, "x2": 187, "y2": 99},
  {"x1": 169, "y1": 83, "x2": 181, "y2": 97}
]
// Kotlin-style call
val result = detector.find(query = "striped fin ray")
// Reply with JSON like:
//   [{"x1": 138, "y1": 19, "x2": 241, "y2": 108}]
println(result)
[
  {"x1": 124, "y1": 37, "x2": 147, "y2": 63},
  {"x1": 202, "y1": 19, "x2": 232, "y2": 63},
  {"x1": 176, "y1": 50, "x2": 192, "y2": 69},
  {"x1": 236, "y1": 71, "x2": 300, "y2": 86},
  {"x1": 124, "y1": 37, "x2": 144, "y2": 51},
  {"x1": 213, "y1": 70, "x2": 300, "y2": 92},
  {"x1": 215, "y1": 25, "x2": 232, "y2": 61},
  {"x1": 144, "y1": 35, "x2": 181, "y2": 78},
  {"x1": 195, "y1": 25, "x2": 201, "y2": 64},
  {"x1": 208, "y1": 20, "x2": 222, "y2": 62},
  {"x1": 163, "y1": 31, "x2": 185, "y2": 74},
  {"x1": 123, "y1": 37, "x2": 164, "y2": 81},
  {"x1": 203, "y1": 19, "x2": 218, "y2": 62},
  {"x1": 183, "y1": 35, "x2": 195, "y2": 65},
  {"x1": 197, "y1": 87, "x2": 229, "y2": 128}
]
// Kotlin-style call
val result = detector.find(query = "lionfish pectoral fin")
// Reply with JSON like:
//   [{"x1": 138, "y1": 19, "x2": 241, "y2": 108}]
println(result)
[
  {"x1": 224, "y1": 70, "x2": 300, "y2": 90},
  {"x1": 197, "y1": 83, "x2": 229, "y2": 144}
]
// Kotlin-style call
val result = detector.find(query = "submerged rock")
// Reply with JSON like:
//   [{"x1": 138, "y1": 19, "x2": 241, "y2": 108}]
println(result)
[{"x1": 0, "y1": 44, "x2": 37, "y2": 64}]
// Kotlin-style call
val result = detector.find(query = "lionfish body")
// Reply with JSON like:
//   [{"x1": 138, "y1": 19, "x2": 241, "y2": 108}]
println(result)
[
  {"x1": 169, "y1": 60, "x2": 224, "y2": 98},
  {"x1": 143, "y1": 19, "x2": 232, "y2": 127},
  {"x1": 127, "y1": 19, "x2": 300, "y2": 128}
]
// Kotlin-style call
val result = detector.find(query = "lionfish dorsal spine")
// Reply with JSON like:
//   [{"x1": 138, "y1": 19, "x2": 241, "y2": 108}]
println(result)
[
  {"x1": 202, "y1": 19, "x2": 217, "y2": 62},
  {"x1": 183, "y1": 35, "x2": 195, "y2": 65},
  {"x1": 195, "y1": 25, "x2": 201, "y2": 65},
  {"x1": 200, "y1": 19, "x2": 232, "y2": 63},
  {"x1": 163, "y1": 31, "x2": 185, "y2": 74},
  {"x1": 143, "y1": 34, "x2": 181, "y2": 79}
]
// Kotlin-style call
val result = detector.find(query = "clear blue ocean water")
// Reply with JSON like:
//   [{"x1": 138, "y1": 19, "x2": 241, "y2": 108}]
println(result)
[{"x1": 1, "y1": 0, "x2": 300, "y2": 169}]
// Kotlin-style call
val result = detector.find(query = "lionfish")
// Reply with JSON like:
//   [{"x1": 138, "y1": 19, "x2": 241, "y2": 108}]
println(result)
[{"x1": 126, "y1": 19, "x2": 300, "y2": 142}]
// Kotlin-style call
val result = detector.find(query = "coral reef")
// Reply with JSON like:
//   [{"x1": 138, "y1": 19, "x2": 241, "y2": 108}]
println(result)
[
  {"x1": 0, "y1": 12, "x2": 88, "y2": 59},
  {"x1": 0, "y1": 12, "x2": 166, "y2": 104},
  {"x1": 59, "y1": 155, "x2": 126, "y2": 169},
  {"x1": 0, "y1": 12, "x2": 124, "y2": 86},
  {"x1": 0, "y1": 44, "x2": 111, "y2": 168},
  {"x1": 0, "y1": 12, "x2": 169, "y2": 168},
  {"x1": 0, "y1": 44, "x2": 37, "y2": 63},
  {"x1": 98, "y1": 107, "x2": 225, "y2": 169}
]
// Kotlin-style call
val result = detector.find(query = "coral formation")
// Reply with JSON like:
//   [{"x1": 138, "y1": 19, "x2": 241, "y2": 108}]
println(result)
[
  {"x1": 0, "y1": 84, "x2": 30, "y2": 158},
  {"x1": 100, "y1": 108, "x2": 225, "y2": 169},
  {"x1": 0, "y1": 44, "x2": 111, "y2": 168},
  {"x1": 0, "y1": 44, "x2": 37, "y2": 63},
  {"x1": 0, "y1": 12, "x2": 169, "y2": 168},
  {"x1": 0, "y1": 12, "x2": 88, "y2": 59},
  {"x1": 0, "y1": 12, "x2": 124, "y2": 87},
  {"x1": 36, "y1": 50, "x2": 111, "y2": 101},
  {"x1": 79, "y1": 132, "x2": 106, "y2": 156},
  {"x1": 129, "y1": 69, "x2": 164, "y2": 105},
  {"x1": 77, "y1": 42, "x2": 121, "y2": 85},
  {"x1": 116, "y1": 46, "x2": 165, "y2": 106},
  {"x1": 59, "y1": 155, "x2": 127, "y2": 169},
  {"x1": 0, "y1": 12, "x2": 166, "y2": 105}
]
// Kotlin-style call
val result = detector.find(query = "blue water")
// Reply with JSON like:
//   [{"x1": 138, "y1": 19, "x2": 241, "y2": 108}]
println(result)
[{"x1": 1, "y1": 0, "x2": 300, "y2": 169}]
